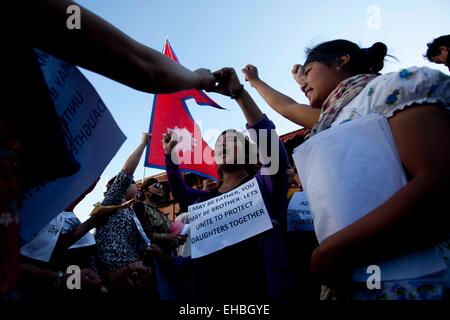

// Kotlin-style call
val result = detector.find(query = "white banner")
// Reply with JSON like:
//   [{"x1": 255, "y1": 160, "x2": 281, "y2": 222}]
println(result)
[
  {"x1": 292, "y1": 113, "x2": 446, "y2": 281},
  {"x1": 21, "y1": 211, "x2": 95, "y2": 262},
  {"x1": 293, "y1": 113, "x2": 407, "y2": 243},
  {"x1": 287, "y1": 191, "x2": 314, "y2": 232},
  {"x1": 188, "y1": 178, "x2": 273, "y2": 259},
  {"x1": 20, "y1": 50, "x2": 126, "y2": 242},
  {"x1": 62, "y1": 212, "x2": 96, "y2": 250}
]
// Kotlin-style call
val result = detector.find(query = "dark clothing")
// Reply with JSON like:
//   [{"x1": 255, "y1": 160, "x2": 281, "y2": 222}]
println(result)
[
  {"x1": 165, "y1": 114, "x2": 292, "y2": 302},
  {"x1": 26, "y1": 47, "x2": 80, "y2": 191},
  {"x1": 95, "y1": 171, "x2": 143, "y2": 271},
  {"x1": 0, "y1": 47, "x2": 80, "y2": 298}
]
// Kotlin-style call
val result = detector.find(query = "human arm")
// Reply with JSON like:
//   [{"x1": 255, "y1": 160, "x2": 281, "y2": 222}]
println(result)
[
  {"x1": 212, "y1": 67, "x2": 263, "y2": 125},
  {"x1": 30, "y1": 0, "x2": 215, "y2": 93},
  {"x1": 123, "y1": 133, "x2": 151, "y2": 176},
  {"x1": 64, "y1": 178, "x2": 100, "y2": 212},
  {"x1": 102, "y1": 134, "x2": 150, "y2": 206},
  {"x1": 163, "y1": 132, "x2": 209, "y2": 205},
  {"x1": 242, "y1": 65, "x2": 320, "y2": 129},
  {"x1": 57, "y1": 200, "x2": 133, "y2": 251},
  {"x1": 211, "y1": 67, "x2": 290, "y2": 175},
  {"x1": 55, "y1": 218, "x2": 97, "y2": 252},
  {"x1": 151, "y1": 232, "x2": 187, "y2": 248}
]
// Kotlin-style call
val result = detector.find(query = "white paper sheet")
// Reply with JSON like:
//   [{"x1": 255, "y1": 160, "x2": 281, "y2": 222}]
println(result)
[
  {"x1": 293, "y1": 113, "x2": 446, "y2": 281},
  {"x1": 20, "y1": 49, "x2": 126, "y2": 243},
  {"x1": 21, "y1": 211, "x2": 95, "y2": 262},
  {"x1": 188, "y1": 178, "x2": 273, "y2": 259}
]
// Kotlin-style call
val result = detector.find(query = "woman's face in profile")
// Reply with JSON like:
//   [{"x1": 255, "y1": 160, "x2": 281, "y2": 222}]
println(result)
[{"x1": 301, "y1": 61, "x2": 345, "y2": 109}]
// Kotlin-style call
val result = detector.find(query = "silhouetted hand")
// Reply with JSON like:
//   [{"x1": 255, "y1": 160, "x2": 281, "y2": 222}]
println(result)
[
  {"x1": 194, "y1": 68, "x2": 216, "y2": 91},
  {"x1": 210, "y1": 67, "x2": 242, "y2": 97}
]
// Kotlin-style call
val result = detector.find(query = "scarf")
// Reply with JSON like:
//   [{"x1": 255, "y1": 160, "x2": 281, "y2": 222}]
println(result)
[{"x1": 308, "y1": 73, "x2": 377, "y2": 137}]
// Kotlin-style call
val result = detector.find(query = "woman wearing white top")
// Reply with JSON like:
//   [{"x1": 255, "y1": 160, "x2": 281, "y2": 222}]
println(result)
[{"x1": 245, "y1": 39, "x2": 450, "y2": 299}]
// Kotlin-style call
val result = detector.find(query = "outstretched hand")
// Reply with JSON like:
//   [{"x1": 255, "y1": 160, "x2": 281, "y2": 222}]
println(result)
[{"x1": 194, "y1": 68, "x2": 216, "y2": 91}]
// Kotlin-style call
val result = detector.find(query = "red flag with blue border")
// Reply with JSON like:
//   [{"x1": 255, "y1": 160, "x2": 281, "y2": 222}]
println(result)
[{"x1": 145, "y1": 39, "x2": 223, "y2": 181}]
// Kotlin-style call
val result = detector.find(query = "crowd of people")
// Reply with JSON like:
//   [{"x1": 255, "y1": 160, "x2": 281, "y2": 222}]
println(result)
[{"x1": 1, "y1": 0, "x2": 449, "y2": 302}]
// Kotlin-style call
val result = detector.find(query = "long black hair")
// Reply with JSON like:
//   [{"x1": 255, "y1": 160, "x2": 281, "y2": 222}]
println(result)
[
  {"x1": 304, "y1": 39, "x2": 388, "y2": 74},
  {"x1": 424, "y1": 35, "x2": 450, "y2": 62}
]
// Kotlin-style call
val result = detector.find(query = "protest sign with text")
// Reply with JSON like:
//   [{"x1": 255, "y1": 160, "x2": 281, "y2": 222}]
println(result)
[
  {"x1": 20, "y1": 50, "x2": 126, "y2": 242},
  {"x1": 287, "y1": 192, "x2": 314, "y2": 232},
  {"x1": 189, "y1": 178, "x2": 272, "y2": 258}
]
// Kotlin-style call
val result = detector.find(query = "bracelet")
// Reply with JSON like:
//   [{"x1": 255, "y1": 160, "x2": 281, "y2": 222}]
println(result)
[{"x1": 230, "y1": 84, "x2": 244, "y2": 100}]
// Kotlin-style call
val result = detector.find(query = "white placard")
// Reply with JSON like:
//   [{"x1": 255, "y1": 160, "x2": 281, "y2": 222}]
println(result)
[
  {"x1": 20, "y1": 49, "x2": 126, "y2": 243},
  {"x1": 292, "y1": 113, "x2": 446, "y2": 281},
  {"x1": 188, "y1": 178, "x2": 273, "y2": 259},
  {"x1": 62, "y1": 212, "x2": 96, "y2": 249},
  {"x1": 293, "y1": 113, "x2": 407, "y2": 243},
  {"x1": 21, "y1": 211, "x2": 95, "y2": 262},
  {"x1": 287, "y1": 192, "x2": 314, "y2": 232}
]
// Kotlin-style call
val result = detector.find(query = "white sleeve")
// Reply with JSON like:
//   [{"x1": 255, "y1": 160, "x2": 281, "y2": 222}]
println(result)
[{"x1": 364, "y1": 66, "x2": 450, "y2": 118}]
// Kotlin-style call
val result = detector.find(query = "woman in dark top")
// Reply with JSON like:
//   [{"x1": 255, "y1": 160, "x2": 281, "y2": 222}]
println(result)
[
  {"x1": 160, "y1": 67, "x2": 292, "y2": 302},
  {"x1": 139, "y1": 179, "x2": 185, "y2": 253}
]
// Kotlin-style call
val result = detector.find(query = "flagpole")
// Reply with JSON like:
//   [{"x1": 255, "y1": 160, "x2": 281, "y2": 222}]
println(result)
[
  {"x1": 164, "y1": 34, "x2": 168, "y2": 53},
  {"x1": 142, "y1": 165, "x2": 146, "y2": 184}
]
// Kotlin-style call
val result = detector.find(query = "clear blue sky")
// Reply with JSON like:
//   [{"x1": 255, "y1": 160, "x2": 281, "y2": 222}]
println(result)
[{"x1": 73, "y1": 0, "x2": 450, "y2": 221}]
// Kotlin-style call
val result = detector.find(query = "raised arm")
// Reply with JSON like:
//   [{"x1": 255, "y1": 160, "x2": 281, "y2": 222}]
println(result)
[
  {"x1": 212, "y1": 67, "x2": 264, "y2": 126},
  {"x1": 30, "y1": 0, "x2": 215, "y2": 93},
  {"x1": 211, "y1": 67, "x2": 289, "y2": 175},
  {"x1": 242, "y1": 65, "x2": 320, "y2": 129},
  {"x1": 102, "y1": 133, "x2": 150, "y2": 206},
  {"x1": 163, "y1": 132, "x2": 208, "y2": 205},
  {"x1": 123, "y1": 133, "x2": 151, "y2": 175},
  {"x1": 55, "y1": 217, "x2": 97, "y2": 253}
]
